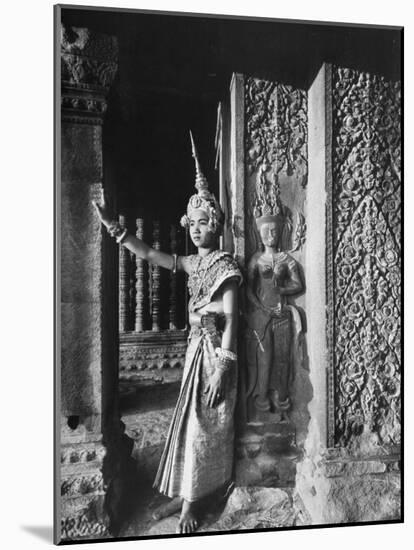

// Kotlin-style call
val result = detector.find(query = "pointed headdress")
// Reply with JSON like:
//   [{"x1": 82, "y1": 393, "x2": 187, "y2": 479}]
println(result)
[
  {"x1": 253, "y1": 164, "x2": 286, "y2": 230},
  {"x1": 180, "y1": 131, "x2": 224, "y2": 234}
]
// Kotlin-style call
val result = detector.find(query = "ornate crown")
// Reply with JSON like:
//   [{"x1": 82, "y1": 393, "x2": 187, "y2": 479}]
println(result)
[
  {"x1": 180, "y1": 131, "x2": 224, "y2": 234},
  {"x1": 253, "y1": 164, "x2": 286, "y2": 229}
]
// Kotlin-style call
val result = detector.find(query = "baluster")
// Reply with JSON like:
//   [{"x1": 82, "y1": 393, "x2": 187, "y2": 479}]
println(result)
[
  {"x1": 128, "y1": 250, "x2": 135, "y2": 331},
  {"x1": 169, "y1": 224, "x2": 178, "y2": 330},
  {"x1": 135, "y1": 218, "x2": 146, "y2": 332},
  {"x1": 119, "y1": 215, "x2": 129, "y2": 332},
  {"x1": 151, "y1": 220, "x2": 161, "y2": 331}
]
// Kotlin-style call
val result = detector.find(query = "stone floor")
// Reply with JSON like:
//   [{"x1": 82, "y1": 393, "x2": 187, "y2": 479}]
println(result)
[
  {"x1": 120, "y1": 485, "x2": 302, "y2": 537},
  {"x1": 120, "y1": 381, "x2": 303, "y2": 537}
]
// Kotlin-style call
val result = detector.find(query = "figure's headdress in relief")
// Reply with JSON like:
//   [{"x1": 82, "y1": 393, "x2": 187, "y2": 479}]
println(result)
[
  {"x1": 253, "y1": 164, "x2": 286, "y2": 230},
  {"x1": 180, "y1": 131, "x2": 224, "y2": 234}
]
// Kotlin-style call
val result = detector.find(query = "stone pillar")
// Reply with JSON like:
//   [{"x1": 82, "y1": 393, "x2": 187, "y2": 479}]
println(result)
[
  {"x1": 295, "y1": 64, "x2": 401, "y2": 524},
  {"x1": 57, "y1": 25, "x2": 135, "y2": 542}
]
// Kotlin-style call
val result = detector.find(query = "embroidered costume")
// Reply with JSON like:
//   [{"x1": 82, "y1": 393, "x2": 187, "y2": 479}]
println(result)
[{"x1": 154, "y1": 249, "x2": 242, "y2": 501}]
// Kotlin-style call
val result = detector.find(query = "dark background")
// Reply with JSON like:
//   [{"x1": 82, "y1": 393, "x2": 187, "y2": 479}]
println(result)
[{"x1": 61, "y1": 7, "x2": 402, "y2": 232}]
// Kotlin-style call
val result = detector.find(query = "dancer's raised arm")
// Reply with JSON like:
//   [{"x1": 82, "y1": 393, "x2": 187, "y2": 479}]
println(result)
[{"x1": 92, "y1": 198, "x2": 186, "y2": 272}]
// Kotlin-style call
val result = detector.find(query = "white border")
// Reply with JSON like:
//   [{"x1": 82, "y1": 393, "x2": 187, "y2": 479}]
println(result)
[{"x1": 1, "y1": 1, "x2": 409, "y2": 549}]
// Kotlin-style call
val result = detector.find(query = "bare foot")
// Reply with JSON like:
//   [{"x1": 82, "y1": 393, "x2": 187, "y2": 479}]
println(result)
[
  {"x1": 177, "y1": 500, "x2": 198, "y2": 534},
  {"x1": 152, "y1": 496, "x2": 183, "y2": 521}
]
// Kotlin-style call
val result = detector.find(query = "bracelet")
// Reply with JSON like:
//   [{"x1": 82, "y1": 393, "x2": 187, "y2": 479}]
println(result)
[
  {"x1": 215, "y1": 347, "x2": 238, "y2": 362},
  {"x1": 107, "y1": 221, "x2": 128, "y2": 243},
  {"x1": 172, "y1": 253, "x2": 177, "y2": 274},
  {"x1": 107, "y1": 221, "x2": 123, "y2": 238},
  {"x1": 214, "y1": 347, "x2": 237, "y2": 373},
  {"x1": 116, "y1": 228, "x2": 128, "y2": 244}
]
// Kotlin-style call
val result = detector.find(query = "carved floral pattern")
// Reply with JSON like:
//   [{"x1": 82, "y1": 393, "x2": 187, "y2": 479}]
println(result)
[
  {"x1": 61, "y1": 514, "x2": 108, "y2": 539},
  {"x1": 245, "y1": 77, "x2": 308, "y2": 186},
  {"x1": 331, "y1": 67, "x2": 401, "y2": 448},
  {"x1": 61, "y1": 96, "x2": 108, "y2": 115},
  {"x1": 61, "y1": 444, "x2": 106, "y2": 465},
  {"x1": 61, "y1": 25, "x2": 118, "y2": 125},
  {"x1": 245, "y1": 78, "x2": 277, "y2": 175},
  {"x1": 61, "y1": 25, "x2": 118, "y2": 89},
  {"x1": 276, "y1": 84, "x2": 308, "y2": 186},
  {"x1": 119, "y1": 340, "x2": 187, "y2": 375},
  {"x1": 61, "y1": 473, "x2": 105, "y2": 497}
]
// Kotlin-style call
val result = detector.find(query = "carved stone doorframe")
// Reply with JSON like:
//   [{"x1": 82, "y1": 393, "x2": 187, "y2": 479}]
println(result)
[{"x1": 295, "y1": 63, "x2": 401, "y2": 525}]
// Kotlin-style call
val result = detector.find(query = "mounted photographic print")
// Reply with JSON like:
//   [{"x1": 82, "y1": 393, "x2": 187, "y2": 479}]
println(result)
[{"x1": 54, "y1": 3, "x2": 402, "y2": 544}]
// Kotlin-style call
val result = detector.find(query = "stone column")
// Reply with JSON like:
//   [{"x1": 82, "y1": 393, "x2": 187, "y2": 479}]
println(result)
[
  {"x1": 295, "y1": 63, "x2": 401, "y2": 524},
  {"x1": 57, "y1": 25, "x2": 135, "y2": 542}
]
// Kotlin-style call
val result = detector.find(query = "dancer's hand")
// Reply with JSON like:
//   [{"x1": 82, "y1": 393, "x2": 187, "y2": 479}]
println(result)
[
  {"x1": 205, "y1": 371, "x2": 225, "y2": 408},
  {"x1": 92, "y1": 196, "x2": 113, "y2": 229},
  {"x1": 270, "y1": 303, "x2": 282, "y2": 317}
]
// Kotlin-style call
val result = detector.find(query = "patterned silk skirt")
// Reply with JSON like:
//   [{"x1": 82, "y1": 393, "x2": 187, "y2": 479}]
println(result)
[{"x1": 153, "y1": 316, "x2": 237, "y2": 502}]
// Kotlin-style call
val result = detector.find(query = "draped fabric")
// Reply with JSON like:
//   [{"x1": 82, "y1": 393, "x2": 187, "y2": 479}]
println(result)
[{"x1": 153, "y1": 251, "x2": 242, "y2": 501}]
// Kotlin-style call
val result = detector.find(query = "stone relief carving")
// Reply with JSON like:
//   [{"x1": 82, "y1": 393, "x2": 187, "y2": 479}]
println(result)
[
  {"x1": 61, "y1": 25, "x2": 118, "y2": 125},
  {"x1": 245, "y1": 77, "x2": 308, "y2": 186},
  {"x1": 243, "y1": 76, "x2": 307, "y2": 423},
  {"x1": 119, "y1": 343, "x2": 187, "y2": 374},
  {"x1": 61, "y1": 444, "x2": 106, "y2": 465},
  {"x1": 276, "y1": 84, "x2": 308, "y2": 187},
  {"x1": 245, "y1": 172, "x2": 304, "y2": 421},
  {"x1": 61, "y1": 25, "x2": 118, "y2": 89},
  {"x1": 331, "y1": 66, "x2": 401, "y2": 448},
  {"x1": 61, "y1": 514, "x2": 109, "y2": 539},
  {"x1": 245, "y1": 78, "x2": 278, "y2": 175},
  {"x1": 290, "y1": 212, "x2": 307, "y2": 253},
  {"x1": 61, "y1": 472, "x2": 105, "y2": 497}
]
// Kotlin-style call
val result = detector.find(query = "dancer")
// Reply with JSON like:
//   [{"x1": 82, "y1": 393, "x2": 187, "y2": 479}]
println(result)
[{"x1": 93, "y1": 132, "x2": 242, "y2": 533}]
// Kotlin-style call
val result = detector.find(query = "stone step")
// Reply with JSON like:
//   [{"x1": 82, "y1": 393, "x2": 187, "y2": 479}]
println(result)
[{"x1": 235, "y1": 451, "x2": 297, "y2": 488}]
